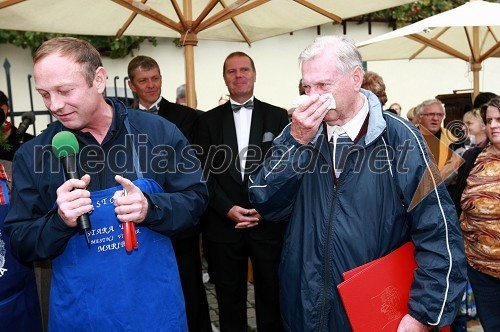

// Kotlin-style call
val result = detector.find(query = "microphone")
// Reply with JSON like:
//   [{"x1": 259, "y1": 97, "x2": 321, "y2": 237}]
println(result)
[
  {"x1": 16, "y1": 112, "x2": 36, "y2": 138},
  {"x1": 52, "y1": 131, "x2": 92, "y2": 246}
]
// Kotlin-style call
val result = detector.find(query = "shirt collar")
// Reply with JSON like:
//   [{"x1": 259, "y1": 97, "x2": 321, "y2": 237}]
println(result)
[
  {"x1": 327, "y1": 92, "x2": 368, "y2": 142},
  {"x1": 139, "y1": 96, "x2": 162, "y2": 111}
]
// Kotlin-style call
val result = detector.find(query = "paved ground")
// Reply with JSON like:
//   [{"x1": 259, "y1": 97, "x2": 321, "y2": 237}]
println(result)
[
  {"x1": 204, "y1": 277, "x2": 257, "y2": 332},
  {"x1": 203, "y1": 260, "x2": 483, "y2": 332},
  {"x1": 467, "y1": 319, "x2": 484, "y2": 332},
  {"x1": 202, "y1": 258, "x2": 257, "y2": 332}
]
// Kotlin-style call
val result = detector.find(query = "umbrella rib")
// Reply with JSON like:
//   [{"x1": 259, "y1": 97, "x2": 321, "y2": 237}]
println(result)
[
  {"x1": 217, "y1": 0, "x2": 251, "y2": 45},
  {"x1": 115, "y1": 0, "x2": 148, "y2": 39},
  {"x1": 191, "y1": 0, "x2": 220, "y2": 31},
  {"x1": 464, "y1": 26, "x2": 478, "y2": 62},
  {"x1": 408, "y1": 33, "x2": 468, "y2": 62},
  {"x1": 171, "y1": 0, "x2": 188, "y2": 30},
  {"x1": 0, "y1": 0, "x2": 25, "y2": 10},
  {"x1": 478, "y1": 27, "x2": 500, "y2": 62},
  {"x1": 196, "y1": 0, "x2": 268, "y2": 32},
  {"x1": 293, "y1": 0, "x2": 342, "y2": 23},
  {"x1": 112, "y1": 0, "x2": 182, "y2": 32},
  {"x1": 480, "y1": 41, "x2": 500, "y2": 63},
  {"x1": 406, "y1": 27, "x2": 449, "y2": 59}
]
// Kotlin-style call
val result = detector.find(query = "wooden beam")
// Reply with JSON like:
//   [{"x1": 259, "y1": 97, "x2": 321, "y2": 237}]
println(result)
[
  {"x1": 407, "y1": 33, "x2": 468, "y2": 61},
  {"x1": 294, "y1": 0, "x2": 342, "y2": 23},
  {"x1": 115, "y1": 0, "x2": 148, "y2": 39},
  {"x1": 196, "y1": 0, "x2": 269, "y2": 32},
  {"x1": 191, "y1": 0, "x2": 220, "y2": 31},
  {"x1": 170, "y1": 0, "x2": 189, "y2": 31},
  {"x1": 0, "y1": 0, "x2": 25, "y2": 10},
  {"x1": 219, "y1": 0, "x2": 251, "y2": 46},
  {"x1": 112, "y1": 0, "x2": 182, "y2": 32}
]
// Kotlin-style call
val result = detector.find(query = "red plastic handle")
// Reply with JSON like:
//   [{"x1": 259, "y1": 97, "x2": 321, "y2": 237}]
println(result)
[
  {"x1": 130, "y1": 223, "x2": 138, "y2": 249},
  {"x1": 123, "y1": 222, "x2": 133, "y2": 252}
]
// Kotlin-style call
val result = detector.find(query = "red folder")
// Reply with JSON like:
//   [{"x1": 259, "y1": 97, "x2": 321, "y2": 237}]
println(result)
[{"x1": 337, "y1": 242, "x2": 417, "y2": 331}]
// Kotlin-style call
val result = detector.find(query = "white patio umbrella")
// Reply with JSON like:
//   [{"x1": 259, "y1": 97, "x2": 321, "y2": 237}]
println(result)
[
  {"x1": 357, "y1": 0, "x2": 500, "y2": 98},
  {"x1": 0, "y1": 0, "x2": 413, "y2": 107}
]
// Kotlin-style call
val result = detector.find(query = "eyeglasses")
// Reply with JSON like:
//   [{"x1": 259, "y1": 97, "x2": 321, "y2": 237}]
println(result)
[{"x1": 422, "y1": 113, "x2": 444, "y2": 118}]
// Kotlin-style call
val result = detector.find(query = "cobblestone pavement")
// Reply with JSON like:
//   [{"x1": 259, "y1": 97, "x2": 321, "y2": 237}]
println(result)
[
  {"x1": 204, "y1": 277, "x2": 257, "y2": 332},
  {"x1": 202, "y1": 257, "x2": 257, "y2": 332},
  {"x1": 202, "y1": 259, "x2": 483, "y2": 332}
]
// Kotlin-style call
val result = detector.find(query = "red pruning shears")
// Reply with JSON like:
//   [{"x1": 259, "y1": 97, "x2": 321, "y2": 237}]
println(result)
[{"x1": 122, "y1": 187, "x2": 138, "y2": 252}]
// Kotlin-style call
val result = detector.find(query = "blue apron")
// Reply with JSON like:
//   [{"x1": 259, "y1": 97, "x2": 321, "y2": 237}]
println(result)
[
  {"x1": 0, "y1": 182, "x2": 43, "y2": 332},
  {"x1": 49, "y1": 119, "x2": 187, "y2": 331}
]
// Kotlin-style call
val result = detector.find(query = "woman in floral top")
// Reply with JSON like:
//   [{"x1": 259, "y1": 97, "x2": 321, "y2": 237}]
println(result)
[{"x1": 454, "y1": 96, "x2": 500, "y2": 331}]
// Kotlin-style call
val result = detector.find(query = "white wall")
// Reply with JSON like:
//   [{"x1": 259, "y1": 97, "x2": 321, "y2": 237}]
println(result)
[{"x1": 1, "y1": 21, "x2": 499, "y2": 134}]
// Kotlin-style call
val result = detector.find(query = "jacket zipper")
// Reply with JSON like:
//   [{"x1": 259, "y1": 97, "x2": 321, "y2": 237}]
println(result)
[{"x1": 318, "y1": 153, "x2": 337, "y2": 331}]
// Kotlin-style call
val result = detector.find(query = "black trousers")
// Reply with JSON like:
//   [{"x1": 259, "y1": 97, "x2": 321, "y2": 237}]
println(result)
[
  {"x1": 467, "y1": 264, "x2": 500, "y2": 332},
  {"x1": 172, "y1": 234, "x2": 212, "y2": 332},
  {"x1": 206, "y1": 235, "x2": 284, "y2": 332}
]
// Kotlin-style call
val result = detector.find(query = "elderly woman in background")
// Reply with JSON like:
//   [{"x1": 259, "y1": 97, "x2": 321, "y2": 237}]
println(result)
[
  {"x1": 441, "y1": 108, "x2": 488, "y2": 184},
  {"x1": 453, "y1": 96, "x2": 500, "y2": 332}
]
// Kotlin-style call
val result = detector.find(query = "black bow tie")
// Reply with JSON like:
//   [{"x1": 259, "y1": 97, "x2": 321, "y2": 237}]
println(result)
[{"x1": 231, "y1": 100, "x2": 254, "y2": 112}]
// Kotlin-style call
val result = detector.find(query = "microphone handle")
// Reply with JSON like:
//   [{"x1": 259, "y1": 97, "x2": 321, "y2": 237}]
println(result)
[
  {"x1": 61, "y1": 155, "x2": 92, "y2": 231},
  {"x1": 16, "y1": 121, "x2": 30, "y2": 138}
]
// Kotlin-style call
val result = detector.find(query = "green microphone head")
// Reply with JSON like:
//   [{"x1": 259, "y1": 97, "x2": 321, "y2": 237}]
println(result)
[{"x1": 52, "y1": 131, "x2": 80, "y2": 158}]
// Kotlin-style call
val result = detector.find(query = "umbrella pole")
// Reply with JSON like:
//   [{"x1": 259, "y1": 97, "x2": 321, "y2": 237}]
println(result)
[
  {"x1": 471, "y1": 63, "x2": 480, "y2": 100},
  {"x1": 181, "y1": 30, "x2": 199, "y2": 109}
]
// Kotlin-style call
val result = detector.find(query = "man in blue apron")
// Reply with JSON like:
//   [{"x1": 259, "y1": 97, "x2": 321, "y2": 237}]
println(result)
[{"x1": 4, "y1": 37, "x2": 208, "y2": 331}]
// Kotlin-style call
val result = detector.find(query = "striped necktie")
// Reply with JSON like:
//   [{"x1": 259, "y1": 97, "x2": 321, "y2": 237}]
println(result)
[
  {"x1": 331, "y1": 128, "x2": 353, "y2": 176},
  {"x1": 148, "y1": 105, "x2": 158, "y2": 114}
]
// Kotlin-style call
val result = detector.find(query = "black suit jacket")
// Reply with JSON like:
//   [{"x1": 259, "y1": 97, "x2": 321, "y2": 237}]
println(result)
[
  {"x1": 157, "y1": 97, "x2": 198, "y2": 142},
  {"x1": 194, "y1": 98, "x2": 289, "y2": 243}
]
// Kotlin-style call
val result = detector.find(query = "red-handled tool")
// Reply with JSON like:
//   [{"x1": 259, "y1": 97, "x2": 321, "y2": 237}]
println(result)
[{"x1": 122, "y1": 187, "x2": 138, "y2": 252}]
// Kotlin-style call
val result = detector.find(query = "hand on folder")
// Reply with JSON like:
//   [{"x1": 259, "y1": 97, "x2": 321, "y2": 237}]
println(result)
[
  {"x1": 337, "y1": 242, "x2": 450, "y2": 332},
  {"x1": 397, "y1": 314, "x2": 429, "y2": 332}
]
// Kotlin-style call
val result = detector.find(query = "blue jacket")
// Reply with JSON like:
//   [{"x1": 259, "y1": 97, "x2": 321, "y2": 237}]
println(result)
[
  {"x1": 248, "y1": 90, "x2": 466, "y2": 331},
  {"x1": 4, "y1": 98, "x2": 208, "y2": 262}
]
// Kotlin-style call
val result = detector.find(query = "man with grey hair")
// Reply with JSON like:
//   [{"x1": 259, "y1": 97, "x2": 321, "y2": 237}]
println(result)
[
  {"x1": 248, "y1": 35, "x2": 466, "y2": 331},
  {"x1": 176, "y1": 83, "x2": 187, "y2": 105},
  {"x1": 416, "y1": 99, "x2": 458, "y2": 174}
]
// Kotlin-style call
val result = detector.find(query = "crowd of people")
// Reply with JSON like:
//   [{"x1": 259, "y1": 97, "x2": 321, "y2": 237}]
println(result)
[{"x1": 0, "y1": 34, "x2": 498, "y2": 332}]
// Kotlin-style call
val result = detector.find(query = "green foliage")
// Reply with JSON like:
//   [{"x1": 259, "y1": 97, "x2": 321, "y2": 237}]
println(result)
[
  {"x1": 0, "y1": 30, "x2": 157, "y2": 59},
  {"x1": 370, "y1": 0, "x2": 471, "y2": 28}
]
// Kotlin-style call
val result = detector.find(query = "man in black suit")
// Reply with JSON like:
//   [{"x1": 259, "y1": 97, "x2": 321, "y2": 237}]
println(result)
[
  {"x1": 195, "y1": 52, "x2": 288, "y2": 332},
  {"x1": 127, "y1": 56, "x2": 198, "y2": 141},
  {"x1": 127, "y1": 56, "x2": 211, "y2": 332}
]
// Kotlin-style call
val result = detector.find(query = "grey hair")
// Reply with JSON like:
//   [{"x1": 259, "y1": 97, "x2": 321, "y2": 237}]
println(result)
[
  {"x1": 298, "y1": 35, "x2": 363, "y2": 75},
  {"x1": 176, "y1": 84, "x2": 186, "y2": 99},
  {"x1": 416, "y1": 99, "x2": 446, "y2": 116}
]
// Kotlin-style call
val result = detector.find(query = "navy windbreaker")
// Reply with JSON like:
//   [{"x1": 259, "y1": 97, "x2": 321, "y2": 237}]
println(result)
[{"x1": 248, "y1": 89, "x2": 466, "y2": 331}]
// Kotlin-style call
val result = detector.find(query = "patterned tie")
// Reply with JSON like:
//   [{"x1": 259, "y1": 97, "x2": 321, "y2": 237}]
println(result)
[
  {"x1": 231, "y1": 100, "x2": 254, "y2": 112},
  {"x1": 148, "y1": 105, "x2": 158, "y2": 114},
  {"x1": 331, "y1": 128, "x2": 353, "y2": 175}
]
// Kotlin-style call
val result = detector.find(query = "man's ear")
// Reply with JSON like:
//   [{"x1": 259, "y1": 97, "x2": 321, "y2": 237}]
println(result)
[
  {"x1": 352, "y1": 66, "x2": 364, "y2": 90},
  {"x1": 127, "y1": 79, "x2": 136, "y2": 93},
  {"x1": 94, "y1": 66, "x2": 107, "y2": 94}
]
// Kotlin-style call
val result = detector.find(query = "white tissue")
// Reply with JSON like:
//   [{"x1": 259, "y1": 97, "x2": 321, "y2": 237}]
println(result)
[
  {"x1": 291, "y1": 93, "x2": 336, "y2": 109},
  {"x1": 291, "y1": 94, "x2": 309, "y2": 107},
  {"x1": 324, "y1": 93, "x2": 336, "y2": 110}
]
